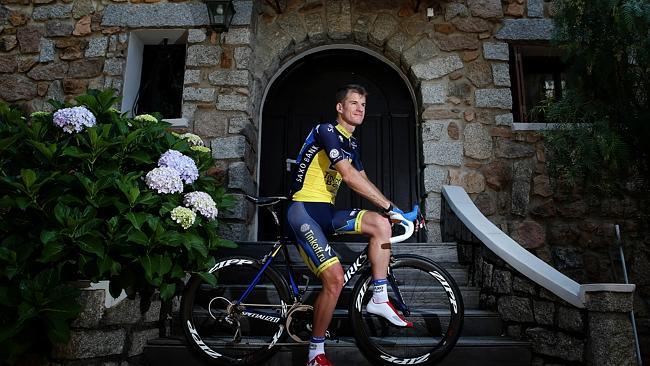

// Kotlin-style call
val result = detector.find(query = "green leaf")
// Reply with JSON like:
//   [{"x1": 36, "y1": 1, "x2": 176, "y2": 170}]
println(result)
[
  {"x1": 216, "y1": 238, "x2": 237, "y2": 249},
  {"x1": 62, "y1": 146, "x2": 91, "y2": 159},
  {"x1": 159, "y1": 283, "x2": 176, "y2": 300},
  {"x1": 139, "y1": 255, "x2": 154, "y2": 280},
  {"x1": 27, "y1": 140, "x2": 56, "y2": 160},
  {"x1": 53, "y1": 203, "x2": 70, "y2": 226},
  {"x1": 40, "y1": 230, "x2": 57, "y2": 244},
  {"x1": 184, "y1": 234, "x2": 208, "y2": 258},
  {"x1": 0, "y1": 247, "x2": 16, "y2": 262},
  {"x1": 128, "y1": 187, "x2": 140, "y2": 206},
  {"x1": 157, "y1": 231, "x2": 184, "y2": 247},
  {"x1": 198, "y1": 272, "x2": 217, "y2": 287},
  {"x1": 20, "y1": 169, "x2": 36, "y2": 190},
  {"x1": 127, "y1": 230, "x2": 149, "y2": 246},
  {"x1": 14, "y1": 197, "x2": 30, "y2": 210},
  {"x1": 77, "y1": 236, "x2": 104, "y2": 257},
  {"x1": 170, "y1": 264, "x2": 185, "y2": 279},
  {"x1": 127, "y1": 150, "x2": 154, "y2": 164},
  {"x1": 125, "y1": 212, "x2": 146, "y2": 231},
  {"x1": 39, "y1": 241, "x2": 65, "y2": 263}
]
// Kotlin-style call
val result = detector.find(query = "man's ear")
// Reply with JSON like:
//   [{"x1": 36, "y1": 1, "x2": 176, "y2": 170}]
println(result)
[{"x1": 336, "y1": 102, "x2": 343, "y2": 113}]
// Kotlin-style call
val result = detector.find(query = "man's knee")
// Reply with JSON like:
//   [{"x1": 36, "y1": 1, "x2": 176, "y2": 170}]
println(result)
[
  {"x1": 320, "y1": 265, "x2": 344, "y2": 294},
  {"x1": 364, "y1": 212, "x2": 392, "y2": 238}
]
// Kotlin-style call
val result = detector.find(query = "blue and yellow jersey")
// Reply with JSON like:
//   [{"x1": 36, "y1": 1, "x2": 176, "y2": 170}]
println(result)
[{"x1": 290, "y1": 122, "x2": 363, "y2": 204}]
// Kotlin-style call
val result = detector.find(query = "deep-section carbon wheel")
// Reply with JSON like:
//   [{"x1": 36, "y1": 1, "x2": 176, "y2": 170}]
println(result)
[
  {"x1": 181, "y1": 256, "x2": 292, "y2": 365},
  {"x1": 349, "y1": 255, "x2": 464, "y2": 366}
]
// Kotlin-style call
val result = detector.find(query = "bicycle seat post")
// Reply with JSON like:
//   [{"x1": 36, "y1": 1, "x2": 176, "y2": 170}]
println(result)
[{"x1": 265, "y1": 205, "x2": 282, "y2": 240}]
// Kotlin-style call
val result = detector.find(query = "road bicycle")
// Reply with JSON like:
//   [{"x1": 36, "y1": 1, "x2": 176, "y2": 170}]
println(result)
[{"x1": 181, "y1": 195, "x2": 463, "y2": 365}]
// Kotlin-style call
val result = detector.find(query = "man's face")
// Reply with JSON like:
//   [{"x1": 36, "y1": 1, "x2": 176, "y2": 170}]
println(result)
[{"x1": 336, "y1": 91, "x2": 366, "y2": 126}]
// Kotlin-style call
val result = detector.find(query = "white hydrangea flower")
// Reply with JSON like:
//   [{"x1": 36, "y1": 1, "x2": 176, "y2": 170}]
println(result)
[
  {"x1": 30, "y1": 111, "x2": 50, "y2": 119},
  {"x1": 190, "y1": 145, "x2": 211, "y2": 153},
  {"x1": 178, "y1": 133, "x2": 204, "y2": 146},
  {"x1": 145, "y1": 167, "x2": 184, "y2": 194},
  {"x1": 170, "y1": 206, "x2": 196, "y2": 229},
  {"x1": 183, "y1": 191, "x2": 218, "y2": 220},
  {"x1": 133, "y1": 114, "x2": 158, "y2": 123}
]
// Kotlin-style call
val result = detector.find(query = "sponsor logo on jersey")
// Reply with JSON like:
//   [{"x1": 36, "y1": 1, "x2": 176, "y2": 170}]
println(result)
[
  {"x1": 301, "y1": 223, "x2": 310, "y2": 232},
  {"x1": 295, "y1": 145, "x2": 319, "y2": 183},
  {"x1": 329, "y1": 149, "x2": 340, "y2": 159}
]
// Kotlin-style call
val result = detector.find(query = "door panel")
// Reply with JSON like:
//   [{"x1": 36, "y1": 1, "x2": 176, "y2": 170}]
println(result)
[{"x1": 259, "y1": 49, "x2": 420, "y2": 241}]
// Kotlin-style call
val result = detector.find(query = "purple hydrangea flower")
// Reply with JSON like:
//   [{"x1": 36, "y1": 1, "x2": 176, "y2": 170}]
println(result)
[
  {"x1": 158, "y1": 150, "x2": 199, "y2": 184},
  {"x1": 53, "y1": 106, "x2": 96, "y2": 134},
  {"x1": 183, "y1": 191, "x2": 218, "y2": 220},
  {"x1": 145, "y1": 167, "x2": 184, "y2": 194}
]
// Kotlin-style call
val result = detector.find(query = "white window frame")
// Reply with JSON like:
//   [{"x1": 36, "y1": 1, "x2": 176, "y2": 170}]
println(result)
[{"x1": 122, "y1": 29, "x2": 189, "y2": 128}]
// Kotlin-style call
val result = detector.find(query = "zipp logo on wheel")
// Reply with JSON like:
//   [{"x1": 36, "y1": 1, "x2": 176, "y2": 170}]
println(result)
[
  {"x1": 209, "y1": 258, "x2": 254, "y2": 272},
  {"x1": 380, "y1": 354, "x2": 430, "y2": 364}
]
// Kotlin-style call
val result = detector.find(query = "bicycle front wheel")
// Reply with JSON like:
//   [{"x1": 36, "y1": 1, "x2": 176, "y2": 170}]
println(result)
[
  {"x1": 181, "y1": 256, "x2": 292, "y2": 365},
  {"x1": 349, "y1": 255, "x2": 464, "y2": 366}
]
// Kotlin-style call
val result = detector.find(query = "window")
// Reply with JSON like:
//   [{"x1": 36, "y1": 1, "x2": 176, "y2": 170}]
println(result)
[
  {"x1": 122, "y1": 30, "x2": 188, "y2": 127},
  {"x1": 510, "y1": 45, "x2": 568, "y2": 123}
]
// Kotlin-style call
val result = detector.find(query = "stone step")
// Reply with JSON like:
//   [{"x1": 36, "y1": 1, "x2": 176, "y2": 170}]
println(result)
[
  {"x1": 221, "y1": 241, "x2": 460, "y2": 265},
  {"x1": 177, "y1": 308, "x2": 503, "y2": 338},
  {"x1": 144, "y1": 336, "x2": 531, "y2": 366}
]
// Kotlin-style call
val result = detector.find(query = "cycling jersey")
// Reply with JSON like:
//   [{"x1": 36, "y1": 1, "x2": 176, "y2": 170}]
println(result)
[{"x1": 290, "y1": 123, "x2": 363, "y2": 204}]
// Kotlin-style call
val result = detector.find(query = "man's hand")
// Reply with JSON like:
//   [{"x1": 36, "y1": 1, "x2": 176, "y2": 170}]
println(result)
[{"x1": 383, "y1": 204, "x2": 405, "y2": 223}]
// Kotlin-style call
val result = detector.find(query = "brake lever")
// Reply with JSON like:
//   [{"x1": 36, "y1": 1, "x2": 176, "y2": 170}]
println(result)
[{"x1": 415, "y1": 211, "x2": 427, "y2": 232}]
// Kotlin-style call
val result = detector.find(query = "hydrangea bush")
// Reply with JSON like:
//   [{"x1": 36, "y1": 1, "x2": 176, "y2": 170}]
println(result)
[{"x1": 0, "y1": 89, "x2": 234, "y2": 362}]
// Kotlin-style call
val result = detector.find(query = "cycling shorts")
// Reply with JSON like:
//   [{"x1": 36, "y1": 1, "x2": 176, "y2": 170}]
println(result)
[{"x1": 286, "y1": 201, "x2": 367, "y2": 277}]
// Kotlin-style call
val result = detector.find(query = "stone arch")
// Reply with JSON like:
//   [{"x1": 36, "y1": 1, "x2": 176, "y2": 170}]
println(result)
[
  {"x1": 225, "y1": 2, "x2": 506, "y2": 242},
  {"x1": 254, "y1": 43, "x2": 420, "y2": 168}
]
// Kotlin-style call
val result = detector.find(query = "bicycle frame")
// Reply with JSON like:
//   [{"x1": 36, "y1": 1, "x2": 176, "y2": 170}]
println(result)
[{"x1": 232, "y1": 238, "x2": 411, "y2": 323}]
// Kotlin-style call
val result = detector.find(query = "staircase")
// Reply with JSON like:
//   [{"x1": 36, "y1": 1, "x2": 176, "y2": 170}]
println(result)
[{"x1": 144, "y1": 242, "x2": 531, "y2": 365}]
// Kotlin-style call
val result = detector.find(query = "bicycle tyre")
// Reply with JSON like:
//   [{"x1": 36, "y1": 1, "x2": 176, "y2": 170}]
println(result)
[
  {"x1": 349, "y1": 255, "x2": 464, "y2": 366},
  {"x1": 181, "y1": 256, "x2": 292, "y2": 365}
]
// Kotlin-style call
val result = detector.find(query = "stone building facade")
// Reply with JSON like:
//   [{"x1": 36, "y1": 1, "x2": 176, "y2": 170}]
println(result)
[{"x1": 1, "y1": 0, "x2": 648, "y2": 363}]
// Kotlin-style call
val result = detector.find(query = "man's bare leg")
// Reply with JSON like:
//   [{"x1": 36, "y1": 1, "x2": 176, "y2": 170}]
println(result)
[
  {"x1": 311, "y1": 263, "x2": 344, "y2": 337},
  {"x1": 361, "y1": 211, "x2": 392, "y2": 278},
  {"x1": 361, "y1": 211, "x2": 412, "y2": 327}
]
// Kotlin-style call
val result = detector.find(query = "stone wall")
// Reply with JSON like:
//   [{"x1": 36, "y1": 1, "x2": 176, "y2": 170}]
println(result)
[
  {"x1": 1, "y1": 0, "x2": 649, "y2": 362},
  {"x1": 46, "y1": 289, "x2": 160, "y2": 365},
  {"x1": 442, "y1": 197, "x2": 638, "y2": 365}
]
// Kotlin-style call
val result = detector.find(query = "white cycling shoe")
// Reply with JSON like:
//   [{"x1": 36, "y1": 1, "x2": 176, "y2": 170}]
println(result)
[{"x1": 366, "y1": 299, "x2": 413, "y2": 328}]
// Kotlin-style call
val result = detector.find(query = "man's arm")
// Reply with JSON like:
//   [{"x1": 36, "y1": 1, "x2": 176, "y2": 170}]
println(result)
[{"x1": 334, "y1": 160, "x2": 391, "y2": 211}]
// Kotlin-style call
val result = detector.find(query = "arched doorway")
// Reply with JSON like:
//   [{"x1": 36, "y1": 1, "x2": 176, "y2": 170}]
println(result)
[{"x1": 258, "y1": 48, "x2": 421, "y2": 240}]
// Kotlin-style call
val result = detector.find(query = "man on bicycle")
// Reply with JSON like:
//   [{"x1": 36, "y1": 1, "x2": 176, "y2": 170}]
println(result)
[{"x1": 286, "y1": 84, "x2": 412, "y2": 366}]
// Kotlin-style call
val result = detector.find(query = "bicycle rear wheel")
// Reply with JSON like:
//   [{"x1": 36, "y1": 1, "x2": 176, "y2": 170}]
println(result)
[
  {"x1": 349, "y1": 255, "x2": 464, "y2": 366},
  {"x1": 181, "y1": 256, "x2": 292, "y2": 365}
]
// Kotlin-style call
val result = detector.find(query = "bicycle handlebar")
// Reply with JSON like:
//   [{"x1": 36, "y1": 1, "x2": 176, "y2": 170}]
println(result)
[{"x1": 389, "y1": 205, "x2": 420, "y2": 244}]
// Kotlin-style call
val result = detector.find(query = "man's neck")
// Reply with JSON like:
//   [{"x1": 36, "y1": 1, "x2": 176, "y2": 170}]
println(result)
[{"x1": 336, "y1": 119, "x2": 355, "y2": 134}]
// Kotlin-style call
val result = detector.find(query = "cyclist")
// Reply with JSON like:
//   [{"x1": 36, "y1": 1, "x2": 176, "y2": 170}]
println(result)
[{"x1": 286, "y1": 84, "x2": 412, "y2": 366}]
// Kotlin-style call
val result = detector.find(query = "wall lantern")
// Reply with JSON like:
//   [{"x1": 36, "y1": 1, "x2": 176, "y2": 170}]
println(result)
[{"x1": 205, "y1": 0, "x2": 236, "y2": 32}]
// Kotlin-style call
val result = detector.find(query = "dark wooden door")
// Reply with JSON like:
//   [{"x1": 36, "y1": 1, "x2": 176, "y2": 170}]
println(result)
[{"x1": 259, "y1": 49, "x2": 421, "y2": 241}]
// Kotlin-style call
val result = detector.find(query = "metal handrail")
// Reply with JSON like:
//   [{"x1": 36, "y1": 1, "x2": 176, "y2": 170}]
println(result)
[{"x1": 615, "y1": 224, "x2": 643, "y2": 366}]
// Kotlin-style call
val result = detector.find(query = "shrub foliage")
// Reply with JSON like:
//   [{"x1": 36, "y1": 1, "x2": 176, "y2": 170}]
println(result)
[
  {"x1": 0, "y1": 90, "x2": 234, "y2": 362},
  {"x1": 542, "y1": 0, "x2": 650, "y2": 191}
]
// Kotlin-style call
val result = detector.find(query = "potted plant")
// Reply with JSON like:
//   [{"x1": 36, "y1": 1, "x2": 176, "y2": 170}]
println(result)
[{"x1": 0, "y1": 89, "x2": 234, "y2": 363}]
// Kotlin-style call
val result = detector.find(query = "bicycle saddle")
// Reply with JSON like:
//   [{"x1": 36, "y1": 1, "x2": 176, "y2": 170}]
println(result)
[{"x1": 244, "y1": 195, "x2": 288, "y2": 207}]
